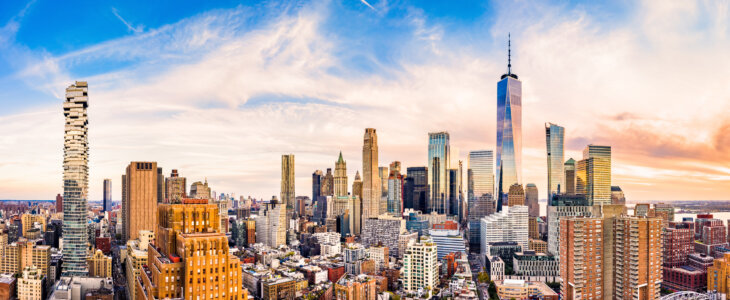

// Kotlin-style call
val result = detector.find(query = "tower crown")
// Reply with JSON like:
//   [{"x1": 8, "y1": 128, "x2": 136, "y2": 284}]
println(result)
[{"x1": 501, "y1": 33, "x2": 519, "y2": 80}]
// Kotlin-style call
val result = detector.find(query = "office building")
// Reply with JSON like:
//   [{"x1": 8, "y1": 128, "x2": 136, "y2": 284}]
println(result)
[
  {"x1": 21, "y1": 214, "x2": 46, "y2": 239},
  {"x1": 257, "y1": 199, "x2": 287, "y2": 248},
  {"x1": 496, "y1": 39, "x2": 522, "y2": 212},
  {"x1": 352, "y1": 171, "x2": 362, "y2": 202},
  {"x1": 577, "y1": 145, "x2": 612, "y2": 205},
  {"x1": 547, "y1": 194, "x2": 592, "y2": 256},
  {"x1": 513, "y1": 250, "x2": 558, "y2": 277},
  {"x1": 136, "y1": 201, "x2": 246, "y2": 300},
  {"x1": 560, "y1": 217, "x2": 603, "y2": 299},
  {"x1": 467, "y1": 150, "x2": 494, "y2": 247},
  {"x1": 402, "y1": 237, "x2": 439, "y2": 295},
  {"x1": 429, "y1": 228, "x2": 466, "y2": 260},
  {"x1": 447, "y1": 168, "x2": 461, "y2": 219},
  {"x1": 613, "y1": 216, "x2": 662, "y2": 300},
  {"x1": 362, "y1": 128, "x2": 381, "y2": 219},
  {"x1": 480, "y1": 205, "x2": 528, "y2": 258},
  {"x1": 545, "y1": 123, "x2": 565, "y2": 199},
  {"x1": 122, "y1": 162, "x2": 159, "y2": 242},
  {"x1": 528, "y1": 239, "x2": 547, "y2": 254},
  {"x1": 428, "y1": 132, "x2": 450, "y2": 214},
  {"x1": 564, "y1": 158, "x2": 576, "y2": 195},
  {"x1": 322, "y1": 168, "x2": 334, "y2": 198},
  {"x1": 103, "y1": 179, "x2": 111, "y2": 212},
  {"x1": 334, "y1": 152, "x2": 348, "y2": 197},
  {"x1": 189, "y1": 179, "x2": 211, "y2": 200},
  {"x1": 404, "y1": 167, "x2": 429, "y2": 212},
  {"x1": 507, "y1": 183, "x2": 525, "y2": 207},
  {"x1": 387, "y1": 170, "x2": 404, "y2": 216},
  {"x1": 312, "y1": 170, "x2": 323, "y2": 202},
  {"x1": 362, "y1": 216, "x2": 404, "y2": 256},
  {"x1": 164, "y1": 169, "x2": 186, "y2": 204},
  {"x1": 379, "y1": 166, "x2": 389, "y2": 215},
  {"x1": 62, "y1": 81, "x2": 89, "y2": 276},
  {"x1": 611, "y1": 186, "x2": 625, "y2": 205},
  {"x1": 87, "y1": 250, "x2": 111, "y2": 278},
  {"x1": 55, "y1": 194, "x2": 62, "y2": 213},
  {"x1": 281, "y1": 154, "x2": 295, "y2": 221},
  {"x1": 0, "y1": 240, "x2": 51, "y2": 278},
  {"x1": 525, "y1": 183, "x2": 538, "y2": 218},
  {"x1": 468, "y1": 194, "x2": 495, "y2": 248}
]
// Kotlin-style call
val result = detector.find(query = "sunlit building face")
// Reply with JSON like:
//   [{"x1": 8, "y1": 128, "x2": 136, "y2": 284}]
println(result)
[{"x1": 496, "y1": 75, "x2": 522, "y2": 211}]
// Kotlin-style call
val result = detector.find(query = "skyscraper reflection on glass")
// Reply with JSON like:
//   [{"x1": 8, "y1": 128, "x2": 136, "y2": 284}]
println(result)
[
  {"x1": 496, "y1": 37, "x2": 522, "y2": 212},
  {"x1": 428, "y1": 132, "x2": 450, "y2": 214},
  {"x1": 545, "y1": 123, "x2": 565, "y2": 200}
]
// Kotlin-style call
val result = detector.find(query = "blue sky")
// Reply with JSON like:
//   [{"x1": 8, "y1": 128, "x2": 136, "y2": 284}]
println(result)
[{"x1": 1, "y1": 0, "x2": 729, "y2": 201}]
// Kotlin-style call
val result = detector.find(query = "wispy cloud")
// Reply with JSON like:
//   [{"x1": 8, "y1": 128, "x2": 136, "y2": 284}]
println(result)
[
  {"x1": 359, "y1": 0, "x2": 376, "y2": 11},
  {"x1": 0, "y1": 1, "x2": 729, "y2": 201},
  {"x1": 112, "y1": 7, "x2": 144, "y2": 33}
]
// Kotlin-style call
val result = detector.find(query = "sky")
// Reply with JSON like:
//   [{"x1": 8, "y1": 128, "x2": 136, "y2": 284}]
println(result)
[{"x1": 0, "y1": 0, "x2": 729, "y2": 202}]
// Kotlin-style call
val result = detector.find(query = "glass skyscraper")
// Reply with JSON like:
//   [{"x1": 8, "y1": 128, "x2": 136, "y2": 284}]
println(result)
[
  {"x1": 496, "y1": 38, "x2": 522, "y2": 212},
  {"x1": 63, "y1": 81, "x2": 89, "y2": 276},
  {"x1": 545, "y1": 123, "x2": 565, "y2": 199},
  {"x1": 578, "y1": 145, "x2": 612, "y2": 205},
  {"x1": 428, "y1": 132, "x2": 450, "y2": 214},
  {"x1": 467, "y1": 150, "x2": 494, "y2": 247}
]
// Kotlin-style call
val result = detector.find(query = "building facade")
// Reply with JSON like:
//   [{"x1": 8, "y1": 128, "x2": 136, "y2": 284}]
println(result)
[
  {"x1": 428, "y1": 132, "x2": 450, "y2": 214},
  {"x1": 122, "y1": 161, "x2": 159, "y2": 242},
  {"x1": 103, "y1": 179, "x2": 112, "y2": 212},
  {"x1": 362, "y1": 128, "x2": 381, "y2": 219},
  {"x1": 496, "y1": 48, "x2": 522, "y2": 212},
  {"x1": 334, "y1": 152, "x2": 348, "y2": 197},
  {"x1": 560, "y1": 217, "x2": 603, "y2": 300},
  {"x1": 545, "y1": 123, "x2": 565, "y2": 199},
  {"x1": 613, "y1": 216, "x2": 662, "y2": 300},
  {"x1": 402, "y1": 237, "x2": 439, "y2": 295}
]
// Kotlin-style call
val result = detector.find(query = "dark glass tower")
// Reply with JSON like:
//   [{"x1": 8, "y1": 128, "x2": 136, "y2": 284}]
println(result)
[{"x1": 496, "y1": 35, "x2": 522, "y2": 212}]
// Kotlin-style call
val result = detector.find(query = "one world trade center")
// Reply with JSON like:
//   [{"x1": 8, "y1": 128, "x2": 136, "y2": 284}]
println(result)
[{"x1": 496, "y1": 35, "x2": 522, "y2": 211}]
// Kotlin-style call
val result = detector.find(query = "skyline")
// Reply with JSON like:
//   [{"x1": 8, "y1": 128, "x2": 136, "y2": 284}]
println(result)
[{"x1": 1, "y1": 1, "x2": 730, "y2": 201}]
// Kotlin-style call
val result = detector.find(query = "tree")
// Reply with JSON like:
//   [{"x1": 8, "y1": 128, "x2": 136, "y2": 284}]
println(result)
[
  {"x1": 488, "y1": 282, "x2": 499, "y2": 300},
  {"x1": 477, "y1": 272, "x2": 490, "y2": 283}
]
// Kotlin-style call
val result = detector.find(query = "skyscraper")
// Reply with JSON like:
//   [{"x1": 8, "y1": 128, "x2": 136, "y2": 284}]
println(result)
[
  {"x1": 577, "y1": 145, "x2": 612, "y2": 205},
  {"x1": 322, "y1": 168, "x2": 334, "y2": 197},
  {"x1": 525, "y1": 183, "x2": 538, "y2": 217},
  {"x1": 63, "y1": 81, "x2": 89, "y2": 276},
  {"x1": 334, "y1": 152, "x2": 348, "y2": 197},
  {"x1": 103, "y1": 179, "x2": 111, "y2": 212},
  {"x1": 281, "y1": 154, "x2": 295, "y2": 214},
  {"x1": 257, "y1": 198, "x2": 287, "y2": 248},
  {"x1": 352, "y1": 171, "x2": 362, "y2": 201},
  {"x1": 122, "y1": 162, "x2": 159, "y2": 242},
  {"x1": 362, "y1": 128, "x2": 381, "y2": 219},
  {"x1": 507, "y1": 183, "x2": 525, "y2": 207},
  {"x1": 560, "y1": 217, "x2": 604, "y2": 299},
  {"x1": 467, "y1": 150, "x2": 494, "y2": 248},
  {"x1": 611, "y1": 186, "x2": 625, "y2": 205},
  {"x1": 404, "y1": 167, "x2": 429, "y2": 212},
  {"x1": 164, "y1": 169, "x2": 186, "y2": 204},
  {"x1": 545, "y1": 123, "x2": 565, "y2": 198},
  {"x1": 496, "y1": 36, "x2": 522, "y2": 212},
  {"x1": 55, "y1": 194, "x2": 62, "y2": 213},
  {"x1": 313, "y1": 170, "x2": 323, "y2": 201},
  {"x1": 448, "y1": 168, "x2": 460, "y2": 218},
  {"x1": 428, "y1": 132, "x2": 450, "y2": 214},
  {"x1": 564, "y1": 158, "x2": 576, "y2": 195},
  {"x1": 387, "y1": 169, "x2": 404, "y2": 216},
  {"x1": 379, "y1": 166, "x2": 389, "y2": 215}
]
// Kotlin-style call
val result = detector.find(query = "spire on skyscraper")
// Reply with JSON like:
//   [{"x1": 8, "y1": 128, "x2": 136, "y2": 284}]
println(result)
[{"x1": 502, "y1": 33, "x2": 518, "y2": 80}]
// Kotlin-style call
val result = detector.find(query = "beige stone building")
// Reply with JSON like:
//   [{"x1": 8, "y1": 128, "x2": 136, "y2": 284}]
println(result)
[
  {"x1": 0, "y1": 240, "x2": 51, "y2": 279},
  {"x1": 122, "y1": 161, "x2": 159, "y2": 242},
  {"x1": 21, "y1": 214, "x2": 46, "y2": 239},
  {"x1": 18, "y1": 266, "x2": 43, "y2": 300},
  {"x1": 87, "y1": 249, "x2": 112, "y2": 278},
  {"x1": 125, "y1": 230, "x2": 153, "y2": 300}
]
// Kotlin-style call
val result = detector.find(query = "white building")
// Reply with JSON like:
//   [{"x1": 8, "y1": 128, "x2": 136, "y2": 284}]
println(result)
[
  {"x1": 19, "y1": 266, "x2": 43, "y2": 300},
  {"x1": 480, "y1": 205, "x2": 528, "y2": 260},
  {"x1": 487, "y1": 256, "x2": 505, "y2": 281},
  {"x1": 320, "y1": 243, "x2": 341, "y2": 257},
  {"x1": 398, "y1": 231, "x2": 419, "y2": 258},
  {"x1": 256, "y1": 199, "x2": 287, "y2": 248},
  {"x1": 367, "y1": 245, "x2": 389, "y2": 272},
  {"x1": 402, "y1": 236, "x2": 439, "y2": 296},
  {"x1": 546, "y1": 205, "x2": 592, "y2": 256},
  {"x1": 429, "y1": 228, "x2": 466, "y2": 260}
]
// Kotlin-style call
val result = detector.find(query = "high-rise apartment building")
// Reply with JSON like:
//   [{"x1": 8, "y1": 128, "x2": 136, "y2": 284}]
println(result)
[
  {"x1": 560, "y1": 217, "x2": 603, "y2": 299},
  {"x1": 577, "y1": 145, "x2": 612, "y2": 205},
  {"x1": 663, "y1": 221, "x2": 694, "y2": 267},
  {"x1": 402, "y1": 236, "x2": 439, "y2": 296},
  {"x1": 21, "y1": 214, "x2": 45, "y2": 239},
  {"x1": 507, "y1": 183, "x2": 525, "y2": 207},
  {"x1": 428, "y1": 132, "x2": 450, "y2": 214},
  {"x1": 362, "y1": 128, "x2": 381, "y2": 219},
  {"x1": 62, "y1": 81, "x2": 89, "y2": 276},
  {"x1": 613, "y1": 216, "x2": 662, "y2": 300},
  {"x1": 387, "y1": 170, "x2": 404, "y2": 216},
  {"x1": 281, "y1": 154, "x2": 295, "y2": 227},
  {"x1": 136, "y1": 201, "x2": 246, "y2": 300},
  {"x1": 256, "y1": 198, "x2": 287, "y2": 248},
  {"x1": 496, "y1": 38, "x2": 522, "y2": 212},
  {"x1": 122, "y1": 161, "x2": 159, "y2": 242},
  {"x1": 103, "y1": 179, "x2": 112, "y2": 212},
  {"x1": 334, "y1": 152, "x2": 348, "y2": 197},
  {"x1": 0, "y1": 240, "x2": 51, "y2": 278},
  {"x1": 404, "y1": 167, "x2": 429, "y2": 212},
  {"x1": 55, "y1": 194, "x2": 62, "y2": 213},
  {"x1": 525, "y1": 183, "x2": 538, "y2": 217},
  {"x1": 545, "y1": 123, "x2": 565, "y2": 198},
  {"x1": 591, "y1": 204, "x2": 626, "y2": 300},
  {"x1": 164, "y1": 169, "x2": 186, "y2": 204},
  {"x1": 18, "y1": 266, "x2": 43, "y2": 300},
  {"x1": 547, "y1": 195, "x2": 593, "y2": 256},
  {"x1": 564, "y1": 158, "x2": 576, "y2": 195}
]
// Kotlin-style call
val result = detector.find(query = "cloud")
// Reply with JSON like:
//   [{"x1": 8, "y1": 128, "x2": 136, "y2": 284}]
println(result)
[
  {"x1": 112, "y1": 7, "x2": 144, "y2": 33},
  {"x1": 0, "y1": 0, "x2": 729, "y2": 202},
  {"x1": 359, "y1": 0, "x2": 375, "y2": 11}
]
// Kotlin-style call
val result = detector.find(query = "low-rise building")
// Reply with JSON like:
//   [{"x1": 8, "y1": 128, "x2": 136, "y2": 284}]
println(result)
[
  {"x1": 334, "y1": 274, "x2": 376, "y2": 300},
  {"x1": 494, "y1": 279, "x2": 559, "y2": 300},
  {"x1": 512, "y1": 251, "x2": 559, "y2": 277},
  {"x1": 18, "y1": 266, "x2": 44, "y2": 300},
  {"x1": 87, "y1": 250, "x2": 112, "y2": 278}
]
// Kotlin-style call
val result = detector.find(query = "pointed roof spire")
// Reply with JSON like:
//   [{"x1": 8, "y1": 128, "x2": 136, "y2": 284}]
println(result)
[
  {"x1": 354, "y1": 170, "x2": 361, "y2": 180},
  {"x1": 508, "y1": 33, "x2": 512, "y2": 75},
  {"x1": 337, "y1": 151, "x2": 344, "y2": 164}
]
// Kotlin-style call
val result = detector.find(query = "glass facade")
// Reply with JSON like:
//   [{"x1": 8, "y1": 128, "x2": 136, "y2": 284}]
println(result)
[
  {"x1": 564, "y1": 158, "x2": 576, "y2": 195},
  {"x1": 404, "y1": 167, "x2": 429, "y2": 212},
  {"x1": 428, "y1": 132, "x2": 450, "y2": 214},
  {"x1": 467, "y1": 150, "x2": 494, "y2": 247},
  {"x1": 580, "y1": 145, "x2": 612, "y2": 205},
  {"x1": 63, "y1": 81, "x2": 90, "y2": 276},
  {"x1": 496, "y1": 76, "x2": 522, "y2": 212},
  {"x1": 545, "y1": 123, "x2": 564, "y2": 200},
  {"x1": 103, "y1": 179, "x2": 111, "y2": 212}
]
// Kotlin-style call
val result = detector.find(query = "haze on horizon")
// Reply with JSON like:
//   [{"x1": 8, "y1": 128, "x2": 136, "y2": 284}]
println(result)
[{"x1": 0, "y1": 0, "x2": 729, "y2": 202}]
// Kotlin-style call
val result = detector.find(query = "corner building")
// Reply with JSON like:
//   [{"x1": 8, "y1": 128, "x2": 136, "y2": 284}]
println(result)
[{"x1": 137, "y1": 199, "x2": 247, "y2": 300}]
